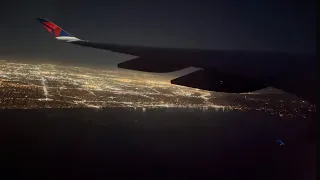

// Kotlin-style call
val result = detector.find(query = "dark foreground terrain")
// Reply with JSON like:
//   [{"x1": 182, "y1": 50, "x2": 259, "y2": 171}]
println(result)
[{"x1": 0, "y1": 108, "x2": 316, "y2": 179}]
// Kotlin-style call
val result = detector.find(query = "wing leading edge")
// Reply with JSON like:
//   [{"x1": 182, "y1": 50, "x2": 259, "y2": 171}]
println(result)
[{"x1": 36, "y1": 18, "x2": 316, "y2": 103}]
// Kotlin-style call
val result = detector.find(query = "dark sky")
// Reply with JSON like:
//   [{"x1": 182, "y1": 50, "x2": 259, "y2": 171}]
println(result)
[{"x1": 0, "y1": 0, "x2": 316, "y2": 67}]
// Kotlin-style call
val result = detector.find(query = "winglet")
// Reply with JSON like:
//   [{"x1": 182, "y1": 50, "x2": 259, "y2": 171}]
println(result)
[{"x1": 36, "y1": 18, "x2": 80, "y2": 42}]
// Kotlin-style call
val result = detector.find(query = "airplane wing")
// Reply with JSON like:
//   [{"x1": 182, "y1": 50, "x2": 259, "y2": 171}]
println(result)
[{"x1": 36, "y1": 18, "x2": 316, "y2": 103}]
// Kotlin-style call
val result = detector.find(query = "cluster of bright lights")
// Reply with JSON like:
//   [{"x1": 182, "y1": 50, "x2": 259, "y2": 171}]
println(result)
[{"x1": 0, "y1": 60, "x2": 315, "y2": 118}]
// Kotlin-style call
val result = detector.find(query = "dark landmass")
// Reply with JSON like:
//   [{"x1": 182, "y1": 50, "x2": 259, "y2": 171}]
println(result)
[{"x1": 0, "y1": 108, "x2": 316, "y2": 179}]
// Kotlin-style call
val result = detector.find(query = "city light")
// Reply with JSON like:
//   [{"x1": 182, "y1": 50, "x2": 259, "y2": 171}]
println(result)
[{"x1": 0, "y1": 60, "x2": 315, "y2": 118}]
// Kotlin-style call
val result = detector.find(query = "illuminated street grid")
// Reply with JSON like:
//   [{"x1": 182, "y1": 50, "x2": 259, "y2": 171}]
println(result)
[{"x1": 0, "y1": 60, "x2": 315, "y2": 118}]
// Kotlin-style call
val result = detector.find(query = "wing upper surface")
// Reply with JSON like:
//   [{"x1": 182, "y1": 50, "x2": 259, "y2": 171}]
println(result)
[{"x1": 36, "y1": 18, "x2": 316, "y2": 103}]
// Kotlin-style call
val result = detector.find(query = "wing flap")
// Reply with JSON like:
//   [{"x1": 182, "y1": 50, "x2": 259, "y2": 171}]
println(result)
[
  {"x1": 171, "y1": 69, "x2": 268, "y2": 93},
  {"x1": 117, "y1": 57, "x2": 190, "y2": 73}
]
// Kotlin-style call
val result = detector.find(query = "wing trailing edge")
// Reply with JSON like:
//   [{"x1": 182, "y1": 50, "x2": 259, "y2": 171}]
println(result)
[{"x1": 118, "y1": 57, "x2": 190, "y2": 73}]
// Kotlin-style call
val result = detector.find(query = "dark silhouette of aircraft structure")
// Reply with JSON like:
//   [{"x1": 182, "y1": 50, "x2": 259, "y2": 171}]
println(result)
[{"x1": 36, "y1": 18, "x2": 316, "y2": 104}]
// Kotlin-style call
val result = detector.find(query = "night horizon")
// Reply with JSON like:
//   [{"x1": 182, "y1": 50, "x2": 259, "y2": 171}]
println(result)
[{"x1": 0, "y1": 0, "x2": 316, "y2": 68}]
